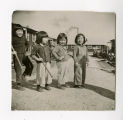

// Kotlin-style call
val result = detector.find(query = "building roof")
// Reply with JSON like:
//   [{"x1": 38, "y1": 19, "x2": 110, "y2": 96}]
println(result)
[
  {"x1": 23, "y1": 27, "x2": 37, "y2": 33},
  {"x1": 12, "y1": 23, "x2": 37, "y2": 34}
]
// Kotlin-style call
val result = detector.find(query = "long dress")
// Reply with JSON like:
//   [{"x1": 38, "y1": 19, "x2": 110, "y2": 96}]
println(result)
[{"x1": 52, "y1": 45, "x2": 74, "y2": 84}]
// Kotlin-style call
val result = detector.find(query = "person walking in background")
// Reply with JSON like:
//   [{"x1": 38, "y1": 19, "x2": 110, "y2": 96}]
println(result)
[
  {"x1": 73, "y1": 33, "x2": 89, "y2": 88},
  {"x1": 52, "y1": 33, "x2": 71, "y2": 89},
  {"x1": 31, "y1": 31, "x2": 52, "y2": 92},
  {"x1": 12, "y1": 24, "x2": 29, "y2": 90}
]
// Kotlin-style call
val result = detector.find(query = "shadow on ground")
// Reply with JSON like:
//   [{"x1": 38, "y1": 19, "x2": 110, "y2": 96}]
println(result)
[
  {"x1": 12, "y1": 79, "x2": 75, "y2": 91},
  {"x1": 12, "y1": 81, "x2": 115, "y2": 100},
  {"x1": 50, "y1": 80, "x2": 74, "y2": 88},
  {"x1": 12, "y1": 80, "x2": 37, "y2": 91},
  {"x1": 85, "y1": 84, "x2": 115, "y2": 100},
  {"x1": 12, "y1": 79, "x2": 60, "y2": 91}
]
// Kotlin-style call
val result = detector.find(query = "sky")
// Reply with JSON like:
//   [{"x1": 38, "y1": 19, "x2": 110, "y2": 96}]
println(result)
[{"x1": 12, "y1": 11, "x2": 115, "y2": 45}]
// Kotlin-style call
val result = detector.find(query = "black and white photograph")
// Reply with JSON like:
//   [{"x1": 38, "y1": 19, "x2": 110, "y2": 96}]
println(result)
[{"x1": 11, "y1": 11, "x2": 116, "y2": 111}]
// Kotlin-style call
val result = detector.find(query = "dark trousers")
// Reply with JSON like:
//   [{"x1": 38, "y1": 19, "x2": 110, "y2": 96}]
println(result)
[
  {"x1": 74, "y1": 60, "x2": 86, "y2": 85},
  {"x1": 23, "y1": 56, "x2": 33, "y2": 76},
  {"x1": 13, "y1": 53, "x2": 24, "y2": 84}
]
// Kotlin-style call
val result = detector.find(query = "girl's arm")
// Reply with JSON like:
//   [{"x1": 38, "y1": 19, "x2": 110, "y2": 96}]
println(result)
[
  {"x1": 31, "y1": 45, "x2": 43, "y2": 62},
  {"x1": 52, "y1": 52, "x2": 64, "y2": 61},
  {"x1": 12, "y1": 50, "x2": 16, "y2": 55},
  {"x1": 73, "y1": 46, "x2": 79, "y2": 65},
  {"x1": 73, "y1": 46, "x2": 77, "y2": 62},
  {"x1": 24, "y1": 38, "x2": 32, "y2": 56},
  {"x1": 86, "y1": 47, "x2": 89, "y2": 63},
  {"x1": 25, "y1": 38, "x2": 30, "y2": 50},
  {"x1": 52, "y1": 47, "x2": 64, "y2": 61},
  {"x1": 32, "y1": 55, "x2": 43, "y2": 62}
]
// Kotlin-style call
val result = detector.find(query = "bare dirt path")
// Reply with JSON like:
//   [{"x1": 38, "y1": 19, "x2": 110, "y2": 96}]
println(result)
[{"x1": 12, "y1": 56, "x2": 115, "y2": 110}]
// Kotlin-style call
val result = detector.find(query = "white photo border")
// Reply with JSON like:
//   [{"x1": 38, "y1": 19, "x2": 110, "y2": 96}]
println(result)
[{"x1": 0, "y1": 0, "x2": 123, "y2": 120}]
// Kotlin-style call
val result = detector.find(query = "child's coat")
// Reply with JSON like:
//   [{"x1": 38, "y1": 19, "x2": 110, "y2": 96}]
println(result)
[
  {"x1": 32, "y1": 44, "x2": 52, "y2": 87},
  {"x1": 73, "y1": 45, "x2": 89, "y2": 85}
]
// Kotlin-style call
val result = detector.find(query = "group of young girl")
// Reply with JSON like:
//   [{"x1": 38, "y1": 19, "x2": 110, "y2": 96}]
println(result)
[{"x1": 12, "y1": 24, "x2": 89, "y2": 91}]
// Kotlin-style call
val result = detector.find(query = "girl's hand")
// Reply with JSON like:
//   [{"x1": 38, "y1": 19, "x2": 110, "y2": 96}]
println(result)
[
  {"x1": 25, "y1": 51, "x2": 31, "y2": 56},
  {"x1": 86, "y1": 62, "x2": 89, "y2": 66},
  {"x1": 75, "y1": 62, "x2": 79, "y2": 67},
  {"x1": 37, "y1": 58, "x2": 43, "y2": 62},
  {"x1": 59, "y1": 56, "x2": 64, "y2": 60},
  {"x1": 12, "y1": 51, "x2": 16, "y2": 55}
]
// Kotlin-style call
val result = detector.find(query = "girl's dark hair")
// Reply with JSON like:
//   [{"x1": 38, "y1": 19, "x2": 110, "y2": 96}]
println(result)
[
  {"x1": 75, "y1": 33, "x2": 86, "y2": 45},
  {"x1": 57, "y1": 33, "x2": 68, "y2": 45},
  {"x1": 36, "y1": 31, "x2": 48, "y2": 44}
]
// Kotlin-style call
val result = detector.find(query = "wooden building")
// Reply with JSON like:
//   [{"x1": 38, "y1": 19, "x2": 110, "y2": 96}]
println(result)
[
  {"x1": 86, "y1": 44, "x2": 107, "y2": 52},
  {"x1": 65, "y1": 44, "x2": 107, "y2": 53}
]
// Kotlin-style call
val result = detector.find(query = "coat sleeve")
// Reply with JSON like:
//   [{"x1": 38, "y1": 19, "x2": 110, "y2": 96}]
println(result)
[
  {"x1": 25, "y1": 39, "x2": 30, "y2": 51},
  {"x1": 73, "y1": 46, "x2": 78, "y2": 63},
  {"x1": 86, "y1": 46, "x2": 89, "y2": 62},
  {"x1": 49, "y1": 47, "x2": 52, "y2": 59},
  {"x1": 52, "y1": 46, "x2": 61, "y2": 60},
  {"x1": 31, "y1": 45, "x2": 38, "y2": 56}
]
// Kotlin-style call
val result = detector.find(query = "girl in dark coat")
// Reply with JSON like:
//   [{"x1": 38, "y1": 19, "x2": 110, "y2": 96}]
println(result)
[{"x1": 12, "y1": 24, "x2": 29, "y2": 90}]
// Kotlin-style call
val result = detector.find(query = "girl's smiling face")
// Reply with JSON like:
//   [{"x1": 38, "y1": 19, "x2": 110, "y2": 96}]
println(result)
[
  {"x1": 42, "y1": 37, "x2": 49, "y2": 45},
  {"x1": 16, "y1": 29, "x2": 23, "y2": 38},
  {"x1": 59, "y1": 37, "x2": 67, "y2": 46},
  {"x1": 77, "y1": 35, "x2": 84, "y2": 45}
]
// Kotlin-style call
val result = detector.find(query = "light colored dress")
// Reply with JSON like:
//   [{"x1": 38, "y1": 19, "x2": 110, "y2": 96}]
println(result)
[{"x1": 52, "y1": 45, "x2": 74, "y2": 84}]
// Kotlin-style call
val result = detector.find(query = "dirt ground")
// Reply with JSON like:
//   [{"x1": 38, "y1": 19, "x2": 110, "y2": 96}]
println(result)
[{"x1": 11, "y1": 56, "x2": 115, "y2": 110}]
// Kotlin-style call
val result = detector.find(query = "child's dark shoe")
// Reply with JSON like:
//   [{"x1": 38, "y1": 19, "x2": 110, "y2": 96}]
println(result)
[
  {"x1": 16, "y1": 83, "x2": 25, "y2": 91},
  {"x1": 37, "y1": 85, "x2": 44, "y2": 92},
  {"x1": 74, "y1": 85, "x2": 82, "y2": 88},
  {"x1": 58, "y1": 85, "x2": 65, "y2": 90},
  {"x1": 37, "y1": 85, "x2": 40, "y2": 90},
  {"x1": 45, "y1": 84, "x2": 51, "y2": 90},
  {"x1": 81, "y1": 84, "x2": 86, "y2": 88},
  {"x1": 64, "y1": 84, "x2": 70, "y2": 88}
]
